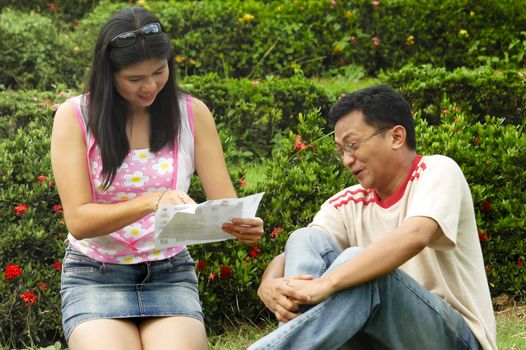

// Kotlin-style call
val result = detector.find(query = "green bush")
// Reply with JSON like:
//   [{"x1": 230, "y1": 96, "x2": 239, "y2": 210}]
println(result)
[
  {"x1": 0, "y1": 121, "x2": 66, "y2": 347},
  {"x1": 0, "y1": 89, "x2": 73, "y2": 347},
  {"x1": 150, "y1": 0, "x2": 358, "y2": 78},
  {"x1": 415, "y1": 101, "x2": 526, "y2": 295},
  {"x1": 344, "y1": 0, "x2": 526, "y2": 73},
  {"x1": 150, "y1": 0, "x2": 526, "y2": 76},
  {"x1": 182, "y1": 73, "x2": 335, "y2": 158},
  {"x1": 0, "y1": 0, "x2": 99, "y2": 22},
  {"x1": 383, "y1": 64, "x2": 526, "y2": 126},
  {"x1": 0, "y1": 88, "x2": 524, "y2": 346},
  {"x1": 0, "y1": 9, "x2": 82, "y2": 90},
  {"x1": 3, "y1": 0, "x2": 526, "y2": 88}
]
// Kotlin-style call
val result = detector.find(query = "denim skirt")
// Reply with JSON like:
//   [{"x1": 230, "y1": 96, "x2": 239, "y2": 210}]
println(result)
[{"x1": 60, "y1": 245, "x2": 203, "y2": 341}]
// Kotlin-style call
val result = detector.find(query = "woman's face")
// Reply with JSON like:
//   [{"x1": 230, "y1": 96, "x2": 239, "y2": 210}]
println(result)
[{"x1": 113, "y1": 58, "x2": 169, "y2": 111}]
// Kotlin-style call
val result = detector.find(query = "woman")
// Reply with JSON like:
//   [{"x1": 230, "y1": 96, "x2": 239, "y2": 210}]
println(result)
[{"x1": 51, "y1": 6, "x2": 263, "y2": 349}]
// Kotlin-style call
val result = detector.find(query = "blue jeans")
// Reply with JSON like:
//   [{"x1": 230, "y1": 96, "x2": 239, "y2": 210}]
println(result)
[{"x1": 248, "y1": 228, "x2": 481, "y2": 350}]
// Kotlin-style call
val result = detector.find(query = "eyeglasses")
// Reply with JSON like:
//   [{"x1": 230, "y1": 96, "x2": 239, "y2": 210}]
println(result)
[
  {"x1": 335, "y1": 127, "x2": 389, "y2": 158},
  {"x1": 109, "y1": 22, "x2": 162, "y2": 48}
]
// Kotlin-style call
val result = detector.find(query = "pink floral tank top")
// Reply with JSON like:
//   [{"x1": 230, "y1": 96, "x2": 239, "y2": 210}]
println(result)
[{"x1": 66, "y1": 93, "x2": 195, "y2": 263}]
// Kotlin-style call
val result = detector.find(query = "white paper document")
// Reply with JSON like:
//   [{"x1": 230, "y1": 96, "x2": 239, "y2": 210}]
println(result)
[{"x1": 155, "y1": 192, "x2": 264, "y2": 248}]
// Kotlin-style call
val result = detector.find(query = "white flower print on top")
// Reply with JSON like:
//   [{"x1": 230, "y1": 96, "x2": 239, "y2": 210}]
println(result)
[
  {"x1": 136, "y1": 239, "x2": 155, "y2": 250},
  {"x1": 68, "y1": 93, "x2": 195, "y2": 264},
  {"x1": 117, "y1": 254, "x2": 142, "y2": 264},
  {"x1": 123, "y1": 171, "x2": 150, "y2": 187},
  {"x1": 97, "y1": 248, "x2": 117, "y2": 256},
  {"x1": 75, "y1": 240, "x2": 92, "y2": 255},
  {"x1": 148, "y1": 249, "x2": 165, "y2": 260},
  {"x1": 113, "y1": 192, "x2": 137, "y2": 201},
  {"x1": 123, "y1": 223, "x2": 143, "y2": 239},
  {"x1": 132, "y1": 149, "x2": 155, "y2": 163},
  {"x1": 152, "y1": 157, "x2": 174, "y2": 175},
  {"x1": 90, "y1": 160, "x2": 99, "y2": 175}
]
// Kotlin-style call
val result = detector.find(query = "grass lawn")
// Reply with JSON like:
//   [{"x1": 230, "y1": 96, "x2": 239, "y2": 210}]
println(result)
[
  {"x1": 495, "y1": 303, "x2": 526, "y2": 350},
  {"x1": 208, "y1": 304, "x2": 526, "y2": 350},
  {"x1": 2, "y1": 303, "x2": 523, "y2": 349}
]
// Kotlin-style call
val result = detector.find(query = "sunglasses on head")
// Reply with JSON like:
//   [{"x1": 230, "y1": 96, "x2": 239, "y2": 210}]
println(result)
[{"x1": 109, "y1": 22, "x2": 162, "y2": 48}]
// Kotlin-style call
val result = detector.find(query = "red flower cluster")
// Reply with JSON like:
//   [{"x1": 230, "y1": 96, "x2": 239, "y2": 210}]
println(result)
[
  {"x1": 294, "y1": 135, "x2": 307, "y2": 151},
  {"x1": 219, "y1": 264, "x2": 232, "y2": 278},
  {"x1": 37, "y1": 175, "x2": 48, "y2": 183},
  {"x1": 478, "y1": 229, "x2": 488, "y2": 242},
  {"x1": 270, "y1": 227, "x2": 283, "y2": 238},
  {"x1": 14, "y1": 204, "x2": 29, "y2": 217},
  {"x1": 46, "y1": 2, "x2": 57, "y2": 13},
  {"x1": 4, "y1": 264, "x2": 22, "y2": 279},
  {"x1": 53, "y1": 261, "x2": 62, "y2": 271},
  {"x1": 208, "y1": 273, "x2": 216, "y2": 280},
  {"x1": 249, "y1": 245, "x2": 261, "y2": 258},
  {"x1": 20, "y1": 291, "x2": 37, "y2": 305},
  {"x1": 53, "y1": 204, "x2": 63, "y2": 213},
  {"x1": 196, "y1": 260, "x2": 206, "y2": 271},
  {"x1": 239, "y1": 179, "x2": 248, "y2": 187},
  {"x1": 480, "y1": 199, "x2": 492, "y2": 213},
  {"x1": 518, "y1": 259, "x2": 524, "y2": 267}
]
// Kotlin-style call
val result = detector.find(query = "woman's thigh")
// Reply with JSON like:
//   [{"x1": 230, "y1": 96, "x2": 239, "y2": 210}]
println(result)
[
  {"x1": 140, "y1": 316, "x2": 207, "y2": 350},
  {"x1": 68, "y1": 318, "x2": 142, "y2": 350}
]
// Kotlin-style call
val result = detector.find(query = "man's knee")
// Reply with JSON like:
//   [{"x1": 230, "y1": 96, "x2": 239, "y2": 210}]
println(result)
[
  {"x1": 285, "y1": 227, "x2": 332, "y2": 251},
  {"x1": 328, "y1": 247, "x2": 364, "y2": 270}
]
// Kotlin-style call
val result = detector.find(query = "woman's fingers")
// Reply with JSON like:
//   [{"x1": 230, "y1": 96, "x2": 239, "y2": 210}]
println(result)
[{"x1": 222, "y1": 217, "x2": 264, "y2": 244}]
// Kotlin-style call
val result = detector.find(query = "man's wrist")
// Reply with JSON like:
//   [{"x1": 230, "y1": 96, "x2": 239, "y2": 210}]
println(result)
[{"x1": 319, "y1": 274, "x2": 339, "y2": 295}]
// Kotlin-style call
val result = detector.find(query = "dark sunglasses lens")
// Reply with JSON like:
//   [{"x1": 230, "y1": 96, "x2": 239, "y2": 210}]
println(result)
[
  {"x1": 112, "y1": 33, "x2": 136, "y2": 48},
  {"x1": 110, "y1": 23, "x2": 161, "y2": 48},
  {"x1": 141, "y1": 23, "x2": 161, "y2": 35}
]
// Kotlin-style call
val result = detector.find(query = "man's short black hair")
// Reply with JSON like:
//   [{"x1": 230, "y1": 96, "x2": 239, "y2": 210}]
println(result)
[{"x1": 328, "y1": 85, "x2": 416, "y2": 150}]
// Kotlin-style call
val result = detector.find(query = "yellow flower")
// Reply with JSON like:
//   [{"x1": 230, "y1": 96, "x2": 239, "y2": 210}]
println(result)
[
  {"x1": 189, "y1": 58, "x2": 197, "y2": 65},
  {"x1": 459, "y1": 29, "x2": 469, "y2": 38},
  {"x1": 406, "y1": 35, "x2": 415, "y2": 46},
  {"x1": 469, "y1": 11, "x2": 475, "y2": 17},
  {"x1": 333, "y1": 43, "x2": 344, "y2": 54},
  {"x1": 344, "y1": 10, "x2": 352, "y2": 18},
  {"x1": 175, "y1": 55, "x2": 185, "y2": 63},
  {"x1": 239, "y1": 13, "x2": 255, "y2": 24},
  {"x1": 137, "y1": 0, "x2": 146, "y2": 5},
  {"x1": 73, "y1": 46, "x2": 80, "y2": 54}
]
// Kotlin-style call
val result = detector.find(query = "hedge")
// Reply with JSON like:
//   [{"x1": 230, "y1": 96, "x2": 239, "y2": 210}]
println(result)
[
  {"x1": 2, "y1": 0, "x2": 526, "y2": 89},
  {"x1": 1, "y1": 88, "x2": 524, "y2": 346},
  {"x1": 384, "y1": 64, "x2": 526, "y2": 126}
]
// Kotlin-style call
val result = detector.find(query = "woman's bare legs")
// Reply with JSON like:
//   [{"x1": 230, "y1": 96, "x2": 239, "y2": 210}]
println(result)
[
  {"x1": 68, "y1": 319, "x2": 142, "y2": 350},
  {"x1": 140, "y1": 316, "x2": 208, "y2": 350}
]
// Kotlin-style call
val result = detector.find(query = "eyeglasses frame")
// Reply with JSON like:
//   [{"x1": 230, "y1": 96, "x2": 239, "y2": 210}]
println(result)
[{"x1": 336, "y1": 127, "x2": 390, "y2": 158}]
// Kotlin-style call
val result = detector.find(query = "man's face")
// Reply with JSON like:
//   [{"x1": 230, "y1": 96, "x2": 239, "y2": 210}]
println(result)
[{"x1": 334, "y1": 111, "x2": 392, "y2": 191}]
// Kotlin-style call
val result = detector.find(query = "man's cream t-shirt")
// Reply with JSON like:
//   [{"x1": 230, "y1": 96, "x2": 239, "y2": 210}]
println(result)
[{"x1": 309, "y1": 155, "x2": 497, "y2": 350}]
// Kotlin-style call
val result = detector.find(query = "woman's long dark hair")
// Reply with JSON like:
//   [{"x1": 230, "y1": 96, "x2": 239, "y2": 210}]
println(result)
[{"x1": 87, "y1": 6, "x2": 181, "y2": 189}]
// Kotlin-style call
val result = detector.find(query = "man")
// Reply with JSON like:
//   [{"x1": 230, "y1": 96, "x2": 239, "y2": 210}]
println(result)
[{"x1": 249, "y1": 86, "x2": 496, "y2": 349}]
